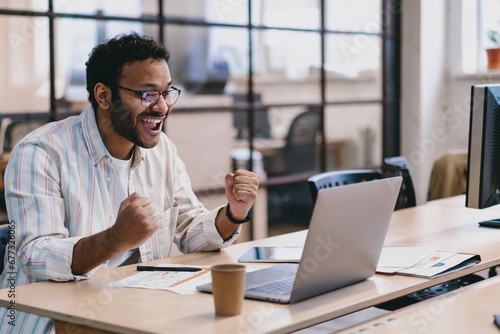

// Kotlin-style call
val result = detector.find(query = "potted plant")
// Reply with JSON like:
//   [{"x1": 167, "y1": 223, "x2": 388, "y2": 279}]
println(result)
[{"x1": 486, "y1": 30, "x2": 500, "y2": 69}]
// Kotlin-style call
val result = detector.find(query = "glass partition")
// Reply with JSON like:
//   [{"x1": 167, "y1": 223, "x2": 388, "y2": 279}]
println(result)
[
  {"x1": 252, "y1": 29, "x2": 321, "y2": 105},
  {"x1": 0, "y1": 0, "x2": 47, "y2": 11},
  {"x1": 165, "y1": 108, "x2": 235, "y2": 208},
  {"x1": 324, "y1": 104, "x2": 382, "y2": 170},
  {"x1": 325, "y1": 34, "x2": 382, "y2": 102},
  {"x1": 326, "y1": 0, "x2": 382, "y2": 33},
  {"x1": 54, "y1": 0, "x2": 159, "y2": 17},
  {"x1": 0, "y1": 16, "x2": 50, "y2": 113},
  {"x1": 252, "y1": 0, "x2": 320, "y2": 29},
  {"x1": 0, "y1": 0, "x2": 400, "y2": 240},
  {"x1": 163, "y1": 0, "x2": 249, "y2": 25},
  {"x1": 165, "y1": 25, "x2": 248, "y2": 96}
]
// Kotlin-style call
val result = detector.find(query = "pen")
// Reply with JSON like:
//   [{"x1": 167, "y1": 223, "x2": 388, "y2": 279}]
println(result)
[{"x1": 136, "y1": 266, "x2": 202, "y2": 272}]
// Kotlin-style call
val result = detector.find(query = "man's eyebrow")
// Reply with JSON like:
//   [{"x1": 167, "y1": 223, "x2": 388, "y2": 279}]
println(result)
[
  {"x1": 137, "y1": 81, "x2": 173, "y2": 89},
  {"x1": 137, "y1": 83, "x2": 159, "y2": 89}
]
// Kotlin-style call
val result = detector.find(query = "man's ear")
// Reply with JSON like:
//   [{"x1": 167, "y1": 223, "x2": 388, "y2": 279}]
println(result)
[{"x1": 94, "y1": 83, "x2": 112, "y2": 110}]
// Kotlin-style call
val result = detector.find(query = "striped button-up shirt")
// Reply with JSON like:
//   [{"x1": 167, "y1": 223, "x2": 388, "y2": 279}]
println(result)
[{"x1": 0, "y1": 106, "x2": 239, "y2": 333}]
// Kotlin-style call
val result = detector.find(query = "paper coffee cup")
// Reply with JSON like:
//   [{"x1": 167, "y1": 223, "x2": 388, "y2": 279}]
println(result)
[{"x1": 211, "y1": 264, "x2": 246, "y2": 316}]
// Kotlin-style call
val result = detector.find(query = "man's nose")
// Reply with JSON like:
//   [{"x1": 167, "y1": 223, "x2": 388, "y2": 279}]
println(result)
[{"x1": 150, "y1": 95, "x2": 169, "y2": 114}]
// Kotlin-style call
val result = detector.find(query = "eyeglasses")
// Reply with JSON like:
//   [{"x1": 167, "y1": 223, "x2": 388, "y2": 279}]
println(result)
[{"x1": 115, "y1": 85, "x2": 181, "y2": 107}]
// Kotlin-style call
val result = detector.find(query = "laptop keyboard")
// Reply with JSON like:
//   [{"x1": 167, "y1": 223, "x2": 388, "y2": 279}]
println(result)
[{"x1": 247, "y1": 276, "x2": 295, "y2": 296}]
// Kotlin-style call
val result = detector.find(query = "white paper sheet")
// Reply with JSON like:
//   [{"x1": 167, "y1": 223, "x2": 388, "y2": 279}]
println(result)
[{"x1": 109, "y1": 264, "x2": 212, "y2": 295}]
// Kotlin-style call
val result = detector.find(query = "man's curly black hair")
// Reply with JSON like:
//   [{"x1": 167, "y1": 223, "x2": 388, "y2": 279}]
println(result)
[{"x1": 85, "y1": 32, "x2": 170, "y2": 112}]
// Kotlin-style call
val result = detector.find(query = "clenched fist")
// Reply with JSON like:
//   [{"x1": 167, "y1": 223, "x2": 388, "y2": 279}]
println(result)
[{"x1": 224, "y1": 169, "x2": 259, "y2": 221}]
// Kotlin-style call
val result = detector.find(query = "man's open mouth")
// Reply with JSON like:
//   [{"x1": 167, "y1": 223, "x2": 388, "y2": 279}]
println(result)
[{"x1": 140, "y1": 117, "x2": 163, "y2": 132}]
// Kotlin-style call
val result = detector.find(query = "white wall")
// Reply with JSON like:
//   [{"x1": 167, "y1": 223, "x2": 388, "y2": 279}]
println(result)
[{"x1": 401, "y1": 0, "x2": 448, "y2": 204}]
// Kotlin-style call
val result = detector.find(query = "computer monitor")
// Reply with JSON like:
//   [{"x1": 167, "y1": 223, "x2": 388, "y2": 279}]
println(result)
[{"x1": 466, "y1": 84, "x2": 500, "y2": 209}]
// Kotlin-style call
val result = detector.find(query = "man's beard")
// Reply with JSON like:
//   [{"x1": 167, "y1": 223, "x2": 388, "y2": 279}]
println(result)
[{"x1": 109, "y1": 99, "x2": 144, "y2": 147}]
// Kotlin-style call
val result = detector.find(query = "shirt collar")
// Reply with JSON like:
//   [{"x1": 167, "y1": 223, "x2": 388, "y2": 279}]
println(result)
[{"x1": 131, "y1": 145, "x2": 145, "y2": 168}]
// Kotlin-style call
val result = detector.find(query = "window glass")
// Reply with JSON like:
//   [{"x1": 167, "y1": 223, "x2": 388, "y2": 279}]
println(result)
[
  {"x1": 231, "y1": 107, "x2": 268, "y2": 176},
  {"x1": 252, "y1": 0, "x2": 320, "y2": 29},
  {"x1": 54, "y1": 0, "x2": 158, "y2": 16},
  {"x1": 260, "y1": 106, "x2": 321, "y2": 176},
  {"x1": 461, "y1": 0, "x2": 500, "y2": 73},
  {"x1": 0, "y1": 16, "x2": 50, "y2": 113},
  {"x1": 0, "y1": 0, "x2": 47, "y2": 11},
  {"x1": 165, "y1": 109, "x2": 235, "y2": 206},
  {"x1": 163, "y1": 0, "x2": 249, "y2": 25},
  {"x1": 165, "y1": 25, "x2": 248, "y2": 96},
  {"x1": 324, "y1": 104, "x2": 382, "y2": 170},
  {"x1": 232, "y1": 100, "x2": 253, "y2": 140},
  {"x1": 480, "y1": 0, "x2": 500, "y2": 48},
  {"x1": 325, "y1": 34, "x2": 382, "y2": 101},
  {"x1": 253, "y1": 30, "x2": 321, "y2": 104},
  {"x1": 326, "y1": 0, "x2": 382, "y2": 33},
  {"x1": 476, "y1": 0, "x2": 500, "y2": 71},
  {"x1": 55, "y1": 18, "x2": 157, "y2": 113},
  {"x1": 263, "y1": 106, "x2": 318, "y2": 235}
]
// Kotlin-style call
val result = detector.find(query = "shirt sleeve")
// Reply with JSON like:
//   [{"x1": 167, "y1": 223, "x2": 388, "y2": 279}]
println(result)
[
  {"x1": 5, "y1": 141, "x2": 94, "y2": 282},
  {"x1": 169, "y1": 147, "x2": 241, "y2": 254}
]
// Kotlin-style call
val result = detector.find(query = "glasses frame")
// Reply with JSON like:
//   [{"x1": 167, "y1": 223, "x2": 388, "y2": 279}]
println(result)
[{"x1": 115, "y1": 85, "x2": 181, "y2": 107}]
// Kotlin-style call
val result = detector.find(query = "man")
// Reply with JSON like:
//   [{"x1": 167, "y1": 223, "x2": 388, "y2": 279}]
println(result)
[{"x1": 0, "y1": 33, "x2": 259, "y2": 333}]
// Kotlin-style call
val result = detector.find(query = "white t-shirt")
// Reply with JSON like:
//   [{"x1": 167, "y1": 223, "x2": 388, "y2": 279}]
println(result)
[
  {"x1": 110, "y1": 155, "x2": 132, "y2": 219},
  {"x1": 108, "y1": 155, "x2": 139, "y2": 267}
]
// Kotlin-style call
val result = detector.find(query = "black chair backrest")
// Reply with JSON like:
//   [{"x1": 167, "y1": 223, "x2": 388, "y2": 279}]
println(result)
[
  {"x1": 382, "y1": 156, "x2": 416, "y2": 210},
  {"x1": 307, "y1": 169, "x2": 384, "y2": 203},
  {"x1": 282, "y1": 109, "x2": 320, "y2": 174},
  {"x1": 4, "y1": 120, "x2": 45, "y2": 152},
  {"x1": 0, "y1": 224, "x2": 9, "y2": 274}
]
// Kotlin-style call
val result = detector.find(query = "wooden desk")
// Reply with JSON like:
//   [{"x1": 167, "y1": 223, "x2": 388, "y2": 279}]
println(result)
[
  {"x1": 335, "y1": 272, "x2": 500, "y2": 334},
  {"x1": 2, "y1": 196, "x2": 500, "y2": 333}
]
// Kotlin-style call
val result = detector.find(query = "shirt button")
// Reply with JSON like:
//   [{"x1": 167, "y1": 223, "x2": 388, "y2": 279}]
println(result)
[{"x1": 106, "y1": 177, "x2": 111, "y2": 182}]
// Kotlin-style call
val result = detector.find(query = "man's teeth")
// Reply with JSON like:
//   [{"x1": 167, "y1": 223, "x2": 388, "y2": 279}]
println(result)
[{"x1": 141, "y1": 118, "x2": 162, "y2": 124}]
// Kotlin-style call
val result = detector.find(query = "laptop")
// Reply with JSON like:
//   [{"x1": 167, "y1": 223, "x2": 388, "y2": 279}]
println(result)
[{"x1": 197, "y1": 176, "x2": 402, "y2": 304}]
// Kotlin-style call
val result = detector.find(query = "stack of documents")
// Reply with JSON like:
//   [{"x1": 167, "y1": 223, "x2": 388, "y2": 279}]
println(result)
[{"x1": 376, "y1": 247, "x2": 481, "y2": 279}]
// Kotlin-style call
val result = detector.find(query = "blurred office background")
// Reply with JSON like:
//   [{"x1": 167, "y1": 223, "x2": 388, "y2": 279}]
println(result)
[{"x1": 0, "y1": 0, "x2": 498, "y2": 240}]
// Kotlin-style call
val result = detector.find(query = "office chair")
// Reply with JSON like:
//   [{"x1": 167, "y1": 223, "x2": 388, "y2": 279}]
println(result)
[
  {"x1": 0, "y1": 119, "x2": 43, "y2": 214},
  {"x1": 307, "y1": 169, "x2": 384, "y2": 203},
  {"x1": 232, "y1": 93, "x2": 271, "y2": 139},
  {"x1": 0, "y1": 118, "x2": 12, "y2": 158},
  {"x1": 266, "y1": 109, "x2": 320, "y2": 227},
  {"x1": 281, "y1": 108, "x2": 320, "y2": 175},
  {"x1": 382, "y1": 156, "x2": 417, "y2": 210},
  {"x1": 0, "y1": 224, "x2": 9, "y2": 273},
  {"x1": 3, "y1": 120, "x2": 45, "y2": 152},
  {"x1": 308, "y1": 158, "x2": 416, "y2": 210}
]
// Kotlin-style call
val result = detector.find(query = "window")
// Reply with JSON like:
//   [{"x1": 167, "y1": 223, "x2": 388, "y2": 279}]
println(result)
[
  {"x1": 460, "y1": 0, "x2": 500, "y2": 73},
  {"x1": 0, "y1": 0, "x2": 401, "y2": 238}
]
